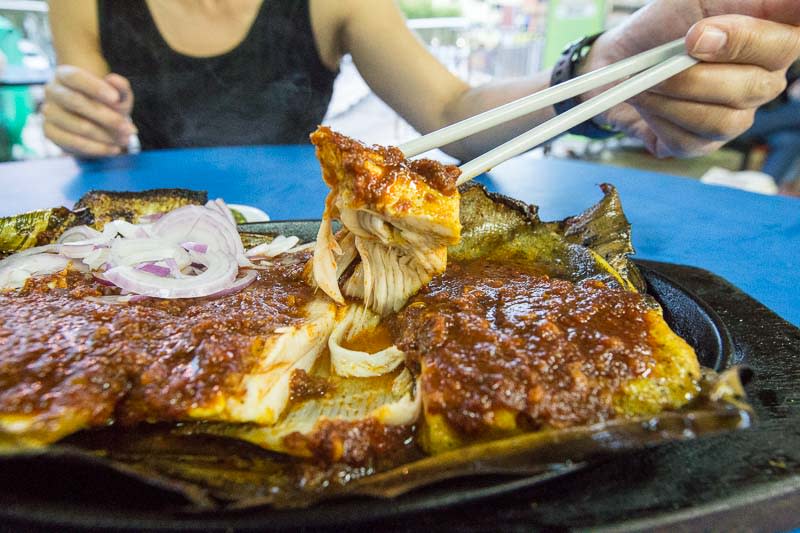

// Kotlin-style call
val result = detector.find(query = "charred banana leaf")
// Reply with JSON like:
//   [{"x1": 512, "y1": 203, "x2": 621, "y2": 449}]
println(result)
[
  {"x1": 0, "y1": 368, "x2": 751, "y2": 509},
  {"x1": 0, "y1": 189, "x2": 208, "y2": 255},
  {"x1": 451, "y1": 183, "x2": 641, "y2": 291},
  {"x1": 75, "y1": 188, "x2": 208, "y2": 228},
  {"x1": 0, "y1": 207, "x2": 92, "y2": 255},
  {"x1": 549, "y1": 183, "x2": 645, "y2": 292}
]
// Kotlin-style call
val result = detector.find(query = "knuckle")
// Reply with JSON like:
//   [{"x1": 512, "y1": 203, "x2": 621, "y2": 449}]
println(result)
[
  {"x1": 111, "y1": 116, "x2": 127, "y2": 131},
  {"x1": 726, "y1": 29, "x2": 755, "y2": 63},
  {"x1": 755, "y1": 74, "x2": 787, "y2": 105}
]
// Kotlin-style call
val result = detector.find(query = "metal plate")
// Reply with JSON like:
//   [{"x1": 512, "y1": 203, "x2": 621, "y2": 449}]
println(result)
[{"x1": 1, "y1": 221, "x2": 796, "y2": 531}]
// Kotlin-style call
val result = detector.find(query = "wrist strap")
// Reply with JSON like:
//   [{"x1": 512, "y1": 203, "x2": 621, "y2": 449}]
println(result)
[{"x1": 551, "y1": 33, "x2": 619, "y2": 140}]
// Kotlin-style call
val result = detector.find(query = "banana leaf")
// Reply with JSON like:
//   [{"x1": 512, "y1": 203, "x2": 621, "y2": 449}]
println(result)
[{"x1": 0, "y1": 188, "x2": 207, "y2": 255}]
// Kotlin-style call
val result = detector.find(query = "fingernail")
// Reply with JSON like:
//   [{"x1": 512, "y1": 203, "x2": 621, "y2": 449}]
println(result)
[{"x1": 693, "y1": 27, "x2": 727, "y2": 55}]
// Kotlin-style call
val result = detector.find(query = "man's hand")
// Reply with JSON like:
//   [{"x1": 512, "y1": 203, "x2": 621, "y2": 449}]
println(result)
[
  {"x1": 43, "y1": 66, "x2": 136, "y2": 158},
  {"x1": 584, "y1": 0, "x2": 800, "y2": 158}
]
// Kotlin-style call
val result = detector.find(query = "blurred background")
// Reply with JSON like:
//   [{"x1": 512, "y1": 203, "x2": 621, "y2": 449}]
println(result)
[{"x1": 0, "y1": 0, "x2": 798, "y2": 194}]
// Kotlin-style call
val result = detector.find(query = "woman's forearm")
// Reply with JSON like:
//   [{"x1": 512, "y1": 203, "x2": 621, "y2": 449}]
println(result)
[{"x1": 437, "y1": 70, "x2": 554, "y2": 162}]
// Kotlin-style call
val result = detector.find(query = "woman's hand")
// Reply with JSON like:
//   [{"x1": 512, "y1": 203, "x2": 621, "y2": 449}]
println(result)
[
  {"x1": 585, "y1": 0, "x2": 800, "y2": 158},
  {"x1": 43, "y1": 65, "x2": 136, "y2": 158}
]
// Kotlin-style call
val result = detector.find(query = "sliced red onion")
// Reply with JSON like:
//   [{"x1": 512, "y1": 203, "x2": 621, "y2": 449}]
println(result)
[
  {"x1": 103, "y1": 251, "x2": 238, "y2": 299},
  {"x1": 206, "y1": 198, "x2": 236, "y2": 227},
  {"x1": 109, "y1": 238, "x2": 190, "y2": 268},
  {"x1": 205, "y1": 269, "x2": 258, "y2": 298},
  {"x1": 2, "y1": 198, "x2": 256, "y2": 299},
  {"x1": 58, "y1": 225, "x2": 103, "y2": 244},
  {"x1": 246, "y1": 235, "x2": 300, "y2": 258},
  {"x1": 153, "y1": 205, "x2": 249, "y2": 265},
  {"x1": 163, "y1": 258, "x2": 184, "y2": 278},
  {"x1": 135, "y1": 262, "x2": 171, "y2": 277},
  {"x1": 61, "y1": 239, "x2": 105, "y2": 259},
  {"x1": 92, "y1": 272, "x2": 115, "y2": 286},
  {"x1": 83, "y1": 248, "x2": 111, "y2": 271},
  {"x1": 180, "y1": 241, "x2": 208, "y2": 254},
  {"x1": 103, "y1": 220, "x2": 151, "y2": 240},
  {"x1": 13, "y1": 244, "x2": 62, "y2": 257},
  {"x1": 0, "y1": 254, "x2": 73, "y2": 290}
]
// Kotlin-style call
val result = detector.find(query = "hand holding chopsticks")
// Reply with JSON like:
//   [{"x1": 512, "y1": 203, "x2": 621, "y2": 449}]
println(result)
[{"x1": 398, "y1": 39, "x2": 697, "y2": 185}]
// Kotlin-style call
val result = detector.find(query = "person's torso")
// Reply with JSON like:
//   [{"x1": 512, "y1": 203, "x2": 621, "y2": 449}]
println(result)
[{"x1": 98, "y1": 0, "x2": 337, "y2": 150}]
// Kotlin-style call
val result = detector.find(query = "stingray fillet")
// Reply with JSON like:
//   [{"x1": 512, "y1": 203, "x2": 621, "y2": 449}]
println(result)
[
  {"x1": 193, "y1": 368, "x2": 420, "y2": 464},
  {"x1": 391, "y1": 260, "x2": 701, "y2": 454},
  {"x1": 0, "y1": 256, "x2": 337, "y2": 449},
  {"x1": 307, "y1": 127, "x2": 461, "y2": 316}
]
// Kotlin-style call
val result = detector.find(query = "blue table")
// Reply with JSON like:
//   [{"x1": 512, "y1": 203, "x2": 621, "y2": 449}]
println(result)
[{"x1": 1, "y1": 145, "x2": 798, "y2": 326}]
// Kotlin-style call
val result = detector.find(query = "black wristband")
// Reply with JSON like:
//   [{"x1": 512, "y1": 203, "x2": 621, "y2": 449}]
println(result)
[{"x1": 551, "y1": 33, "x2": 619, "y2": 139}]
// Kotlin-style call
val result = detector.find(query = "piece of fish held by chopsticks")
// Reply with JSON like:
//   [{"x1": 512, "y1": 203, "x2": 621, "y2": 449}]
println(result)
[{"x1": 306, "y1": 127, "x2": 462, "y2": 316}]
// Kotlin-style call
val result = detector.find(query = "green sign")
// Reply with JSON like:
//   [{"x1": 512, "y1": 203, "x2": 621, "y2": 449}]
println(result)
[{"x1": 543, "y1": 0, "x2": 607, "y2": 68}]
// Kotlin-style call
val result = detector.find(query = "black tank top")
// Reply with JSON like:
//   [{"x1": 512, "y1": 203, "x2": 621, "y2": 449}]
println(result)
[{"x1": 98, "y1": 0, "x2": 336, "y2": 149}]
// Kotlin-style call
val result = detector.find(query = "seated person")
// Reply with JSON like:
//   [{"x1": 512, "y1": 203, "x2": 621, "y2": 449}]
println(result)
[{"x1": 43, "y1": 0, "x2": 800, "y2": 162}]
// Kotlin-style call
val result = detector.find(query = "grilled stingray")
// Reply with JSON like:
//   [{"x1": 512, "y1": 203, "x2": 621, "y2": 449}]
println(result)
[
  {"x1": 392, "y1": 260, "x2": 700, "y2": 454},
  {"x1": 190, "y1": 367, "x2": 420, "y2": 464},
  {"x1": 0, "y1": 139, "x2": 750, "y2": 508},
  {"x1": 0, "y1": 254, "x2": 337, "y2": 449},
  {"x1": 392, "y1": 183, "x2": 698, "y2": 454}
]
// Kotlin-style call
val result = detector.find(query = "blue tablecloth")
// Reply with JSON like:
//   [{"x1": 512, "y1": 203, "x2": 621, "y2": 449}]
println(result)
[{"x1": 1, "y1": 146, "x2": 798, "y2": 326}]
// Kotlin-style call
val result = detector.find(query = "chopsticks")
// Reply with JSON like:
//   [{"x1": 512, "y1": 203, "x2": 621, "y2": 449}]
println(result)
[{"x1": 396, "y1": 39, "x2": 698, "y2": 186}]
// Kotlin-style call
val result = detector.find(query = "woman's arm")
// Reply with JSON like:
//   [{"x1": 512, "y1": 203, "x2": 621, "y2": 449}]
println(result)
[
  {"x1": 336, "y1": 0, "x2": 552, "y2": 161},
  {"x1": 44, "y1": 0, "x2": 135, "y2": 157}
]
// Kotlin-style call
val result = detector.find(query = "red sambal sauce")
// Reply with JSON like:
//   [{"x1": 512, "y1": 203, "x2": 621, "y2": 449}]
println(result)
[
  {"x1": 0, "y1": 257, "x2": 314, "y2": 426},
  {"x1": 390, "y1": 260, "x2": 657, "y2": 435},
  {"x1": 283, "y1": 417, "x2": 414, "y2": 466},
  {"x1": 310, "y1": 126, "x2": 459, "y2": 204}
]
